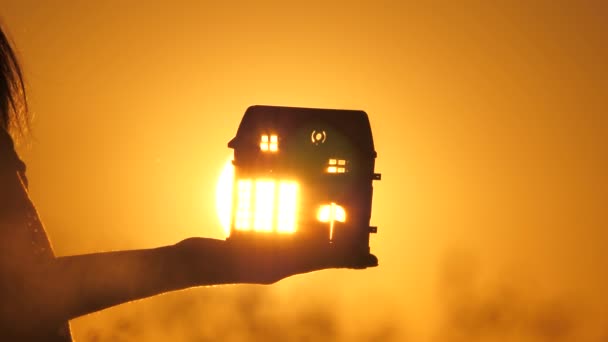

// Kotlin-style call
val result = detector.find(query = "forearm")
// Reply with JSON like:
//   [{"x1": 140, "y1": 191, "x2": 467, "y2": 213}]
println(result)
[
  {"x1": 2, "y1": 171, "x2": 240, "y2": 320},
  {"x1": 36, "y1": 240, "x2": 234, "y2": 320}
]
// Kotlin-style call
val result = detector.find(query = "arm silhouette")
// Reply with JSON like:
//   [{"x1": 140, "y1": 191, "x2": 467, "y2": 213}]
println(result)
[{"x1": 0, "y1": 168, "x2": 372, "y2": 325}]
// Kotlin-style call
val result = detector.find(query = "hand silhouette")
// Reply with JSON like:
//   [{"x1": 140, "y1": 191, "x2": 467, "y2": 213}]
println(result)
[{"x1": 175, "y1": 237, "x2": 378, "y2": 285}]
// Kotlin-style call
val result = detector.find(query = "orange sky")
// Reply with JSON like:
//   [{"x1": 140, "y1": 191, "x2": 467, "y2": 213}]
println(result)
[{"x1": 1, "y1": 1, "x2": 607, "y2": 341}]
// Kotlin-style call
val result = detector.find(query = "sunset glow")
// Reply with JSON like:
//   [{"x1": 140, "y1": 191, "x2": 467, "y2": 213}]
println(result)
[
  {"x1": 5, "y1": 1, "x2": 607, "y2": 340},
  {"x1": 215, "y1": 158, "x2": 234, "y2": 237}
]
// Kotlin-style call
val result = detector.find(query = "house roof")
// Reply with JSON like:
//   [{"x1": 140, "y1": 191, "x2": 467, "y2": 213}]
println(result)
[{"x1": 228, "y1": 105, "x2": 376, "y2": 156}]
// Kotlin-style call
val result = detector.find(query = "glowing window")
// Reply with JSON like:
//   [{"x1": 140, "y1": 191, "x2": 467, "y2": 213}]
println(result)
[
  {"x1": 327, "y1": 158, "x2": 347, "y2": 173},
  {"x1": 260, "y1": 134, "x2": 278, "y2": 152},
  {"x1": 260, "y1": 135, "x2": 269, "y2": 151},
  {"x1": 277, "y1": 182, "x2": 298, "y2": 233},
  {"x1": 253, "y1": 180, "x2": 275, "y2": 232},
  {"x1": 311, "y1": 130, "x2": 327, "y2": 144},
  {"x1": 234, "y1": 179, "x2": 298, "y2": 233},
  {"x1": 317, "y1": 203, "x2": 346, "y2": 223},
  {"x1": 235, "y1": 180, "x2": 252, "y2": 230},
  {"x1": 317, "y1": 203, "x2": 346, "y2": 241},
  {"x1": 269, "y1": 135, "x2": 278, "y2": 152}
]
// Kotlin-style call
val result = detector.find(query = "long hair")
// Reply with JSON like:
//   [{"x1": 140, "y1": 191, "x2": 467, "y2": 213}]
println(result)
[{"x1": 0, "y1": 25, "x2": 28, "y2": 136}]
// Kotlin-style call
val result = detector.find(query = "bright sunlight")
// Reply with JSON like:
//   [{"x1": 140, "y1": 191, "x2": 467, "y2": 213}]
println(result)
[{"x1": 215, "y1": 157, "x2": 234, "y2": 238}]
